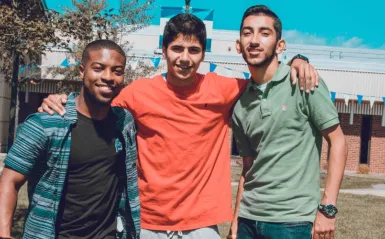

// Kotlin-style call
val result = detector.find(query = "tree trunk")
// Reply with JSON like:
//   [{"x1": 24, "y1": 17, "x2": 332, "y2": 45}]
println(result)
[{"x1": 8, "y1": 52, "x2": 20, "y2": 151}]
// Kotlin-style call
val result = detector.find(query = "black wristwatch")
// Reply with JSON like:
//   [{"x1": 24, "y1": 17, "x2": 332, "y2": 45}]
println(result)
[
  {"x1": 318, "y1": 204, "x2": 338, "y2": 218},
  {"x1": 292, "y1": 54, "x2": 309, "y2": 63}
]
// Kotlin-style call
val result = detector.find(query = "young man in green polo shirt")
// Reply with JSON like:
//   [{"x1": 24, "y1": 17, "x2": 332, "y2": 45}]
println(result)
[{"x1": 229, "y1": 5, "x2": 348, "y2": 239}]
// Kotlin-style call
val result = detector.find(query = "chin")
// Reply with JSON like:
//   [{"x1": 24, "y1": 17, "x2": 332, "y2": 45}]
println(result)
[
  {"x1": 176, "y1": 72, "x2": 193, "y2": 80},
  {"x1": 94, "y1": 96, "x2": 114, "y2": 106}
]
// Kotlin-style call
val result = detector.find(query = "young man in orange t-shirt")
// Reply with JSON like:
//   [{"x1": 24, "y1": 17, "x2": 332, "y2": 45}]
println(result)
[{"x1": 38, "y1": 13, "x2": 318, "y2": 239}]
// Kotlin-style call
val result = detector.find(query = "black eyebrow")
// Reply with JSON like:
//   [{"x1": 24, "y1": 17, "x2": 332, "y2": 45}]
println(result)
[
  {"x1": 91, "y1": 62, "x2": 125, "y2": 68},
  {"x1": 241, "y1": 26, "x2": 253, "y2": 32},
  {"x1": 259, "y1": 27, "x2": 273, "y2": 32}
]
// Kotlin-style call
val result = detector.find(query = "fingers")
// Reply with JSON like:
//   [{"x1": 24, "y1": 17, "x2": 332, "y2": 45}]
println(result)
[
  {"x1": 41, "y1": 94, "x2": 66, "y2": 116},
  {"x1": 305, "y1": 64, "x2": 311, "y2": 93},
  {"x1": 310, "y1": 68, "x2": 317, "y2": 91},
  {"x1": 293, "y1": 63, "x2": 320, "y2": 93},
  {"x1": 38, "y1": 104, "x2": 54, "y2": 116},
  {"x1": 290, "y1": 68, "x2": 298, "y2": 86},
  {"x1": 313, "y1": 226, "x2": 335, "y2": 239},
  {"x1": 60, "y1": 94, "x2": 68, "y2": 104},
  {"x1": 314, "y1": 69, "x2": 319, "y2": 87},
  {"x1": 298, "y1": 64, "x2": 305, "y2": 91}
]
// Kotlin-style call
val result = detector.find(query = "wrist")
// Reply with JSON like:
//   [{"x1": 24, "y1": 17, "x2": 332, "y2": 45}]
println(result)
[
  {"x1": 318, "y1": 204, "x2": 338, "y2": 218},
  {"x1": 291, "y1": 54, "x2": 309, "y2": 64},
  {"x1": 321, "y1": 193, "x2": 337, "y2": 205}
]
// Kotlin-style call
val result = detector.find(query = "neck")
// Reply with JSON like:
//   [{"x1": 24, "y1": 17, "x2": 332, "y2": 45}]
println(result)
[
  {"x1": 76, "y1": 89, "x2": 110, "y2": 120},
  {"x1": 249, "y1": 57, "x2": 280, "y2": 85},
  {"x1": 165, "y1": 73, "x2": 196, "y2": 87}
]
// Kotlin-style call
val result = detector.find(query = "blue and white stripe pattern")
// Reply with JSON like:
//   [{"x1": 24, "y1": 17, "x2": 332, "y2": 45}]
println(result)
[{"x1": 5, "y1": 93, "x2": 140, "y2": 239}]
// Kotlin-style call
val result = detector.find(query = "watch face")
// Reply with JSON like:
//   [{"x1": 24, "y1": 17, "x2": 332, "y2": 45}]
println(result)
[{"x1": 324, "y1": 204, "x2": 338, "y2": 216}]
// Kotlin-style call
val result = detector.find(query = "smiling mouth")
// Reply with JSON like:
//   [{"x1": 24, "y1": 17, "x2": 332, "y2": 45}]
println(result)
[
  {"x1": 176, "y1": 65, "x2": 193, "y2": 70},
  {"x1": 96, "y1": 84, "x2": 115, "y2": 91},
  {"x1": 248, "y1": 48, "x2": 263, "y2": 53}
]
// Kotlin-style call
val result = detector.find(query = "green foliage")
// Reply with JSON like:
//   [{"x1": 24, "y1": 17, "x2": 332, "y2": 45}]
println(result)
[
  {"x1": 0, "y1": 0, "x2": 62, "y2": 83},
  {"x1": 0, "y1": 0, "x2": 157, "y2": 86},
  {"x1": 47, "y1": 0, "x2": 157, "y2": 85}
]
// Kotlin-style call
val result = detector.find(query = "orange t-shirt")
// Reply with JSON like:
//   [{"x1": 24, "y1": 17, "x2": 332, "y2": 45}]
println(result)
[{"x1": 113, "y1": 73, "x2": 248, "y2": 231}]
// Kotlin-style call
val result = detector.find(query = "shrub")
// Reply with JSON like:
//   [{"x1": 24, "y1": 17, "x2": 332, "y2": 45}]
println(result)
[{"x1": 357, "y1": 165, "x2": 370, "y2": 174}]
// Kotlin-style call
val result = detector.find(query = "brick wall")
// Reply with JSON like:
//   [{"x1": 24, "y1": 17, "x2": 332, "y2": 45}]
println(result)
[
  {"x1": 336, "y1": 113, "x2": 362, "y2": 171},
  {"x1": 370, "y1": 115, "x2": 385, "y2": 174}
]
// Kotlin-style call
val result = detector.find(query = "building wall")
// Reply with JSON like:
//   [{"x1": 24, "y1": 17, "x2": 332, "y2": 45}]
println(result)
[
  {"x1": 326, "y1": 114, "x2": 385, "y2": 174},
  {"x1": 370, "y1": 115, "x2": 385, "y2": 174},
  {"x1": 338, "y1": 113, "x2": 362, "y2": 172}
]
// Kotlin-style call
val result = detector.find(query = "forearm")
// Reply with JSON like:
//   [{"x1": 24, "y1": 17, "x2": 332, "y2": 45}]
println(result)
[
  {"x1": 322, "y1": 138, "x2": 348, "y2": 204},
  {"x1": 0, "y1": 179, "x2": 19, "y2": 236},
  {"x1": 233, "y1": 175, "x2": 245, "y2": 221}
]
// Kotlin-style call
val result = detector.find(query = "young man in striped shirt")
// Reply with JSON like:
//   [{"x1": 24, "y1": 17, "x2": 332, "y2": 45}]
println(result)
[{"x1": 0, "y1": 40, "x2": 140, "y2": 239}]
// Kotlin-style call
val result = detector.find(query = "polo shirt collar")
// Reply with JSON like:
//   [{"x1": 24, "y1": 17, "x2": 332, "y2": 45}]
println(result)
[{"x1": 248, "y1": 63, "x2": 291, "y2": 91}]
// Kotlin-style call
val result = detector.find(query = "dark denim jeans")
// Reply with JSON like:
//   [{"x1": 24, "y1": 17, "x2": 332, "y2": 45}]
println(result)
[{"x1": 237, "y1": 217, "x2": 312, "y2": 239}]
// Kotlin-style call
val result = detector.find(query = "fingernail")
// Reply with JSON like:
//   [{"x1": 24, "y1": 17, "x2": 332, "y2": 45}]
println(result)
[
  {"x1": 306, "y1": 89, "x2": 310, "y2": 93},
  {"x1": 311, "y1": 87, "x2": 315, "y2": 91},
  {"x1": 300, "y1": 87, "x2": 304, "y2": 91}
]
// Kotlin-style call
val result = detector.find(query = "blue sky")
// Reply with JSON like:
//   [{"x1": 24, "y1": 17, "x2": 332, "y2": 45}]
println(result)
[{"x1": 46, "y1": 0, "x2": 385, "y2": 49}]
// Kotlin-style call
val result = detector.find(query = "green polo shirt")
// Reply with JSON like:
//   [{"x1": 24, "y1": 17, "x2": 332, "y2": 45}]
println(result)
[{"x1": 232, "y1": 63, "x2": 339, "y2": 223}]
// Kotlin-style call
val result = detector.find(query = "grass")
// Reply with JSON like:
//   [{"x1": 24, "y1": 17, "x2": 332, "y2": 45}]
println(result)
[
  {"x1": 218, "y1": 192, "x2": 385, "y2": 239},
  {"x1": 9, "y1": 166, "x2": 385, "y2": 239},
  {"x1": 221, "y1": 166, "x2": 385, "y2": 239}
]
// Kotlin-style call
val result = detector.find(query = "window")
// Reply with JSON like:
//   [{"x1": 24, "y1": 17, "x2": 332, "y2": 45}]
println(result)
[{"x1": 359, "y1": 115, "x2": 372, "y2": 164}]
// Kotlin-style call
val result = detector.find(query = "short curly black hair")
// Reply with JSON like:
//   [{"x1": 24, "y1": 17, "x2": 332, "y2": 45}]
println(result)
[{"x1": 82, "y1": 39, "x2": 126, "y2": 65}]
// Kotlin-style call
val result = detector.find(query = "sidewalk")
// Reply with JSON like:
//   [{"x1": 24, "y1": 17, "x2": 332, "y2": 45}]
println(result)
[
  {"x1": 230, "y1": 182, "x2": 385, "y2": 198},
  {"x1": 338, "y1": 184, "x2": 385, "y2": 197}
]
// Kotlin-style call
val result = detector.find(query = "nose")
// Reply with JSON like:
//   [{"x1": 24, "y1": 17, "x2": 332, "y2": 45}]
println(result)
[
  {"x1": 180, "y1": 49, "x2": 190, "y2": 63},
  {"x1": 250, "y1": 34, "x2": 260, "y2": 47},
  {"x1": 101, "y1": 69, "x2": 114, "y2": 82}
]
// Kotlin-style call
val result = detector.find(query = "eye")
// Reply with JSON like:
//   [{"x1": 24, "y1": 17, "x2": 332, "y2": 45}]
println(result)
[
  {"x1": 93, "y1": 66, "x2": 102, "y2": 72},
  {"x1": 261, "y1": 31, "x2": 270, "y2": 36},
  {"x1": 189, "y1": 47, "x2": 201, "y2": 54},
  {"x1": 243, "y1": 31, "x2": 252, "y2": 36},
  {"x1": 115, "y1": 69, "x2": 124, "y2": 75},
  {"x1": 171, "y1": 46, "x2": 183, "y2": 52}
]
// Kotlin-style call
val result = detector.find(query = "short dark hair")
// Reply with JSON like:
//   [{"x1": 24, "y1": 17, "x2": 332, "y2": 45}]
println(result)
[
  {"x1": 240, "y1": 5, "x2": 282, "y2": 41},
  {"x1": 162, "y1": 13, "x2": 207, "y2": 51},
  {"x1": 82, "y1": 39, "x2": 126, "y2": 65}
]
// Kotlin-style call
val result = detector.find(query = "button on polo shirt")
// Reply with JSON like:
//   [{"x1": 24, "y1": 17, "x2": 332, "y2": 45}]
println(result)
[{"x1": 232, "y1": 63, "x2": 339, "y2": 223}]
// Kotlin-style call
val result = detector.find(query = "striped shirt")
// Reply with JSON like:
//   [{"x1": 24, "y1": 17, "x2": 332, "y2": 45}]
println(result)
[{"x1": 5, "y1": 93, "x2": 140, "y2": 239}]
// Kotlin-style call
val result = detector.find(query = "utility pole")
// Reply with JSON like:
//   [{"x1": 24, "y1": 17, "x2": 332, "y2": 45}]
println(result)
[
  {"x1": 8, "y1": 51, "x2": 20, "y2": 151},
  {"x1": 184, "y1": 0, "x2": 191, "y2": 13}
]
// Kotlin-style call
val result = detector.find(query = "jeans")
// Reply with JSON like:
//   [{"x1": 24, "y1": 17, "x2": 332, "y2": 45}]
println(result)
[{"x1": 237, "y1": 217, "x2": 312, "y2": 239}]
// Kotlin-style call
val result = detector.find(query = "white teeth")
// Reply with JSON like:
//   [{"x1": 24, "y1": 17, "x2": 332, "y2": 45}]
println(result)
[{"x1": 99, "y1": 86, "x2": 112, "y2": 90}]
